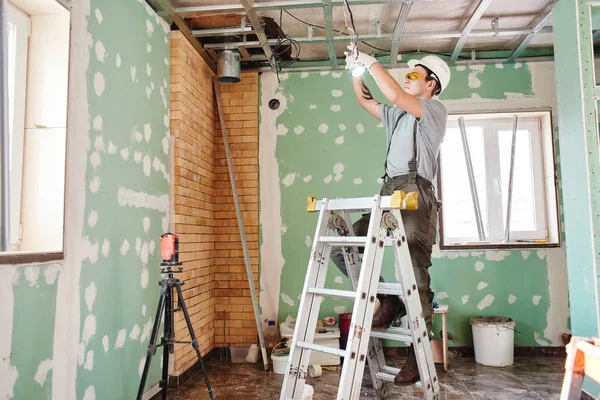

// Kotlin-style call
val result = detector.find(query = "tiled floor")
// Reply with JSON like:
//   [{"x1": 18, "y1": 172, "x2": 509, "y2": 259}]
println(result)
[{"x1": 167, "y1": 356, "x2": 567, "y2": 399}]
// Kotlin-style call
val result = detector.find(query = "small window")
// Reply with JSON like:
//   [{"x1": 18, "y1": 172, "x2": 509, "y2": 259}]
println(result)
[
  {"x1": 438, "y1": 111, "x2": 560, "y2": 249},
  {"x1": 1, "y1": 0, "x2": 70, "y2": 262}
]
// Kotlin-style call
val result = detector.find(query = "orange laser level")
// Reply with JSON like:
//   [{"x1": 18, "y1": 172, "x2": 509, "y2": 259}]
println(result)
[{"x1": 160, "y1": 233, "x2": 182, "y2": 266}]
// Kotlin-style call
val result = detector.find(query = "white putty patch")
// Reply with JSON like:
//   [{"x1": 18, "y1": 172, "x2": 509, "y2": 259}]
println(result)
[
  {"x1": 120, "y1": 148, "x2": 129, "y2": 160},
  {"x1": 333, "y1": 163, "x2": 344, "y2": 174},
  {"x1": 276, "y1": 123, "x2": 288, "y2": 136},
  {"x1": 82, "y1": 237, "x2": 99, "y2": 263},
  {"x1": 120, "y1": 239, "x2": 130, "y2": 256},
  {"x1": 334, "y1": 306, "x2": 347, "y2": 314},
  {"x1": 89, "y1": 176, "x2": 101, "y2": 193},
  {"x1": 309, "y1": 104, "x2": 317, "y2": 110},
  {"x1": 146, "y1": 44, "x2": 152, "y2": 53},
  {"x1": 353, "y1": 178, "x2": 362, "y2": 184},
  {"x1": 477, "y1": 282, "x2": 488, "y2": 291},
  {"x1": 532, "y1": 295, "x2": 542, "y2": 305},
  {"x1": 144, "y1": 124, "x2": 152, "y2": 142},
  {"x1": 338, "y1": 123, "x2": 346, "y2": 131},
  {"x1": 43, "y1": 265, "x2": 59, "y2": 285},
  {"x1": 477, "y1": 295, "x2": 495, "y2": 310},
  {"x1": 93, "y1": 72, "x2": 105, "y2": 96},
  {"x1": 332, "y1": 72, "x2": 342, "y2": 78},
  {"x1": 456, "y1": 65, "x2": 466, "y2": 71},
  {"x1": 131, "y1": 66, "x2": 136, "y2": 81},
  {"x1": 95, "y1": 9, "x2": 103, "y2": 23},
  {"x1": 377, "y1": 177, "x2": 384, "y2": 184},
  {"x1": 142, "y1": 305, "x2": 147, "y2": 316},
  {"x1": 356, "y1": 123, "x2": 364, "y2": 134},
  {"x1": 78, "y1": 342, "x2": 85, "y2": 366},
  {"x1": 95, "y1": 41, "x2": 106, "y2": 62},
  {"x1": 93, "y1": 115, "x2": 103, "y2": 131},
  {"x1": 534, "y1": 332, "x2": 551, "y2": 346},
  {"x1": 521, "y1": 251, "x2": 531, "y2": 260},
  {"x1": 141, "y1": 269, "x2": 149, "y2": 288},
  {"x1": 281, "y1": 293, "x2": 294, "y2": 306},
  {"x1": 335, "y1": 136, "x2": 344, "y2": 144},
  {"x1": 143, "y1": 216, "x2": 150, "y2": 233},
  {"x1": 146, "y1": 19, "x2": 154, "y2": 36},
  {"x1": 24, "y1": 266, "x2": 40, "y2": 287},
  {"x1": 107, "y1": 141, "x2": 116, "y2": 154},
  {"x1": 162, "y1": 137, "x2": 169, "y2": 155},
  {"x1": 141, "y1": 318, "x2": 153, "y2": 342},
  {"x1": 82, "y1": 314, "x2": 96, "y2": 345},
  {"x1": 508, "y1": 294, "x2": 517, "y2": 304},
  {"x1": 320, "y1": 71, "x2": 330, "y2": 76},
  {"x1": 305, "y1": 236, "x2": 312, "y2": 247},
  {"x1": 514, "y1": 62, "x2": 523, "y2": 69},
  {"x1": 149, "y1": 240, "x2": 155, "y2": 255},
  {"x1": 294, "y1": 125, "x2": 305, "y2": 135},
  {"x1": 280, "y1": 225, "x2": 288, "y2": 235},
  {"x1": 101, "y1": 239, "x2": 109, "y2": 257},
  {"x1": 303, "y1": 175, "x2": 312, "y2": 183},
  {"x1": 141, "y1": 242, "x2": 149, "y2": 264},
  {"x1": 282, "y1": 173, "x2": 296, "y2": 187},
  {"x1": 485, "y1": 250, "x2": 510, "y2": 261},
  {"x1": 85, "y1": 282, "x2": 97, "y2": 312},
  {"x1": 143, "y1": 155, "x2": 151, "y2": 176},
  {"x1": 537, "y1": 250, "x2": 547, "y2": 260},
  {"x1": 324, "y1": 175, "x2": 333, "y2": 184},
  {"x1": 495, "y1": 63, "x2": 504, "y2": 69},
  {"x1": 146, "y1": 63, "x2": 152, "y2": 77},
  {"x1": 34, "y1": 360, "x2": 53, "y2": 386},
  {"x1": 474, "y1": 261, "x2": 484, "y2": 271},
  {"x1": 300, "y1": 72, "x2": 309, "y2": 79},
  {"x1": 83, "y1": 386, "x2": 95, "y2": 400},
  {"x1": 116, "y1": 53, "x2": 121, "y2": 67},
  {"x1": 461, "y1": 295, "x2": 469, "y2": 304},
  {"x1": 130, "y1": 324, "x2": 141, "y2": 341},
  {"x1": 468, "y1": 71, "x2": 481, "y2": 88},
  {"x1": 88, "y1": 210, "x2": 98, "y2": 228},
  {"x1": 89, "y1": 152, "x2": 101, "y2": 169},
  {"x1": 84, "y1": 351, "x2": 94, "y2": 371},
  {"x1": 331, "y1": 90, "x2": 343, "y2": 97},
  {"x1": 102, "y1": 336, "x2": 109, "y2": 354},
  {"x1": 318, "y1": 123, "x2": 329, "y2": 134},
  {"x1": 115, "y1": 329, "x2": 127, "y2": 349},
  {"x1": 330, "y1": 105, "x2": 341, "y2": 112},
  {"x1": 117, "y1": 188, "x2": 169, "y2": 212},
  {"x1": 437, "y1": 292, "x2": 448, "y2": 299},
  {"x1": 334, "y1": 276, "x2": 344, "y2": 284}
]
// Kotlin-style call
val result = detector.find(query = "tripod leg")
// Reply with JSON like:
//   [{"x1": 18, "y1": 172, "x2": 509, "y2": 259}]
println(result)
[
  {"x1": 176, "y1": 283, "x2": 215, "y2": 400},
  {"x1": 161, "y1": 284, "x2": 172, "y2": 400},
  {"x1": 137, "y1": 284, "x2": 167, "y2": 400}
]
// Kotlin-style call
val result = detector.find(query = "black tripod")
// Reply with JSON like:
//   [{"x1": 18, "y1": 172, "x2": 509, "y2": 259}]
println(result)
[{"x1": 137, "y1": 264, "x2": 215, "y2": 400}]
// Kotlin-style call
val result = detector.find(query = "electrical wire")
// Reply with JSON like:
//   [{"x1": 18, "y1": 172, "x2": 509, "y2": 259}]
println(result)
[{"x1": 269, "y1": 9, "x2": 301, "y2": 82}]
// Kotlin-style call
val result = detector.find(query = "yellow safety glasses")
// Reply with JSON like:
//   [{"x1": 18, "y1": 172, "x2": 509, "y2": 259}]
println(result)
[{"x1": 405, "y1": 71, "x2": 425, "y2": 80}]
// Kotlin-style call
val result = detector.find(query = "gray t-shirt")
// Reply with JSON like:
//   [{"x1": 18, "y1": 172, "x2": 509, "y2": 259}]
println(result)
[{"x1": 380, "y1": 99, "x2": 447, "y2": 182}]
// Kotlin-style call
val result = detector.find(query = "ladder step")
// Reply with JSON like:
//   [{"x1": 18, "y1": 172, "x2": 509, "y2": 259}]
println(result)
[
  {"x1": 375, "y1": 371, "x2": 398, "y2": 383},
  {"x1": 319, "y1": 236, "x2": 367, "y2": 246},
  {"x1": 297, "y1": 341, "x2": 348, "y2": 358},
  {"x1": 370, "y1": 327, "x2": 413, "y2": 342},
  {"x1": 308, "y1": 287, "x2": 356, "y2": 300},
  {"x1": 377, "y1": 282, "x2": 404, "y2": 296}
]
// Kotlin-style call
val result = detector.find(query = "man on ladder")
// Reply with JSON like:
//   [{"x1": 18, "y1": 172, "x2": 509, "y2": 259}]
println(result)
[{"x1": 333, "y1": 48, "x2": 451, "y2": 385}]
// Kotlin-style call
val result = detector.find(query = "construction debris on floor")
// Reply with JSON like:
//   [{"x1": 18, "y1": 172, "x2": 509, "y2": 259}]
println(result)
[{"x1": 166, "y1": 356, "x2": 566, "y2": 399}]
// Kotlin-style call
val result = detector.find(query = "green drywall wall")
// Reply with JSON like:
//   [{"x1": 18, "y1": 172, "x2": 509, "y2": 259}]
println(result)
[
  {"x1": 77, "y1": 0, "x2": 170, "y2": 399},
  {"x1": 262, "y1": 63, "x2": 567, "y2": 347}
]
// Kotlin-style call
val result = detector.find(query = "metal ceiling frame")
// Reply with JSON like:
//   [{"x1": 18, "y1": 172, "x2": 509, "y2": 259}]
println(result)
[
  {"x1": 166, "y1": 0, "x2": 558, "y2": 71},
  {"x1": 389, "y1": 1, "x2": 413, "y2": 68},
  {"x1": 449, "y1": 0, "x2": 493, "y2": 65},
  {"x1": 507, "y1": 3, "x2": 556, "y2": 63}
]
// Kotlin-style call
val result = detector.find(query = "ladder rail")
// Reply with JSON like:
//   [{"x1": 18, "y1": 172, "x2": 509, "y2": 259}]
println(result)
[{"x1": 280, "y1": 199, "x2": 332, "y2": 400}]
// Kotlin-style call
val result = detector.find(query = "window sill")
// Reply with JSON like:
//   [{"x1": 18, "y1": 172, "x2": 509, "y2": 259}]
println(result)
[
  {"x1": 0, "y1": 251, "x2": 63, "y2": 265},
  {"x1": 439, "y1": 242, "x2": 561, "y2": 250}
]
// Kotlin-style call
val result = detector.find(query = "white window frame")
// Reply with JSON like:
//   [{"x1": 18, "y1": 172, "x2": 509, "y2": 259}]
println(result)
[
  {"x1": 439, "y1": 111, "x2": 559, "y2": 249},
  {"x1": 6, "y1": 3, "x2": 29, "y2": 251}
]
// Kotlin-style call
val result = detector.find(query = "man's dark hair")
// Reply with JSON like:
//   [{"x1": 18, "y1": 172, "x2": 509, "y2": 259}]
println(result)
[{"x1": 417, "y1": 64, "x2": 442, "y2": 96}]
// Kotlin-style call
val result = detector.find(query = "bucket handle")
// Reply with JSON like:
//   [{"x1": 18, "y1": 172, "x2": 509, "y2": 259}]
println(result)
[{"x1": 272, "y1": 341, "x2": 287, "y2": 357}]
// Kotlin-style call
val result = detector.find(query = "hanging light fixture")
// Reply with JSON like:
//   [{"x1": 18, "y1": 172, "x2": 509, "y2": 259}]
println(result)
[{"x1": 217, "y1": 49, "x2": 241, "y2": 84}]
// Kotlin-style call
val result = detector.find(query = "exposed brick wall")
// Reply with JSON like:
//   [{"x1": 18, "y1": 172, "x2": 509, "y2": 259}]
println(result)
[
  {"x1": 170, "y1": 32, "x2": 260, "y2": 374},
  {"x1": 214, "y1": 73, "x2": 260, "y2": 348},
  {"x1": 170, "y1": 31, "x2": 216, "y2": 375}
]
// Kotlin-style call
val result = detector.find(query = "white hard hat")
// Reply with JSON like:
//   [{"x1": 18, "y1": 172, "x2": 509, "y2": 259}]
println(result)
[{"x1": 407, "y1": 55, "x2": 451, "y2": 94}]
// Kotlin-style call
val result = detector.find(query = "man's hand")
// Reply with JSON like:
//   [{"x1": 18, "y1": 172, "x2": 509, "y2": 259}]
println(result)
[{"x1": 344, "y1": 45, "x2": 378, "y2": 71}]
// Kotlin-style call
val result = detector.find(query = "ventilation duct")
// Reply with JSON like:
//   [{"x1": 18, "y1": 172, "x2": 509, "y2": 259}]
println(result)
[{"x1": 217, "y1": 49, "x2": 241, "y2": 84}]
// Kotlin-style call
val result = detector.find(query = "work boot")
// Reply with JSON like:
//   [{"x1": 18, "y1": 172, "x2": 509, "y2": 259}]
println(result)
[
  {"x1": 394, "y1": 346, "x2": 420, "y2": 386},
  {"x1": 372, "y1": 294, "x2": 405, "y2": 328}
]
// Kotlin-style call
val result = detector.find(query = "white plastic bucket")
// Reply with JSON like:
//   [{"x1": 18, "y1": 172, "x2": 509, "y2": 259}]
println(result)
[
  {"x1": 471, "y1": 316, "x2": 515, "y2": 366},
  {"x1": 303, "y1": 384, "x2": 314, "y2": 400},
  {"x1": 271, "y1": 343, "x2": 289, "y2": 374}
]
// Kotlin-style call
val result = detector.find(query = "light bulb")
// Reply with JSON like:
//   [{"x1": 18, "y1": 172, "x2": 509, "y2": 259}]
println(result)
[{"x1": 351, "y1": 64, "x2": 366, "y2": 77}]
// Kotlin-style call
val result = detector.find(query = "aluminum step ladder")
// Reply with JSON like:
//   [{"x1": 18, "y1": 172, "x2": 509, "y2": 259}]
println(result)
[{"x1": 279, "y1": 191, "x2": 440, "y2": 400}]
